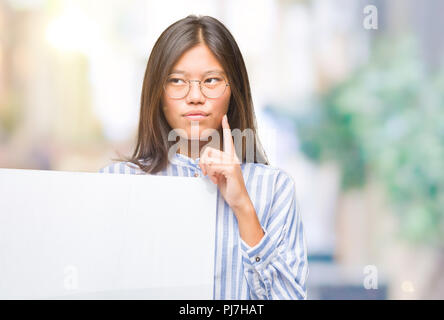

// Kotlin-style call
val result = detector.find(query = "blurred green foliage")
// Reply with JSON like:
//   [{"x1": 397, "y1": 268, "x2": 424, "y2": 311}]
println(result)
[{"x1": 295, "y1": 37, "x2": 444, "y2": 246}]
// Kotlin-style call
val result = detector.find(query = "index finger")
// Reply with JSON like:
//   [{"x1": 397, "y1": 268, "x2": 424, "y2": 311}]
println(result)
[{"x1": 221, "y1": 114, "x2": 234, "y2": 156}]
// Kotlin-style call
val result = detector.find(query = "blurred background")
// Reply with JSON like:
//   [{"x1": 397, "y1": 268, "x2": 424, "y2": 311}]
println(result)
[{"x1": 1, "y1": 0, "x2": 443, "y2": 299}]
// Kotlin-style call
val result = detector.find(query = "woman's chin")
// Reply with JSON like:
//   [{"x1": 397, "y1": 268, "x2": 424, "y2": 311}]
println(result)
[{"x1": 184, "y1": 127, "x2": 219, "y2": 141}]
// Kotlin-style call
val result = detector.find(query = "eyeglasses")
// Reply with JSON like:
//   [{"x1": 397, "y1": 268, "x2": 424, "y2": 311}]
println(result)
[{"x1": 164, "y1": 72, "x2": 230, "y2": 99}]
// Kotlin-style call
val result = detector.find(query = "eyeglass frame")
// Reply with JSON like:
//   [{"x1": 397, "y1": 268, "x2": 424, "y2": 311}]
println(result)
[{"x1": 163, "y1": 73, "x2": 230, "y2": 99}]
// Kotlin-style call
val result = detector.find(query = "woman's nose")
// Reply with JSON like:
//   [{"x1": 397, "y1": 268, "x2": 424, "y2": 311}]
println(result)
[{"x1": 186, "y1": 81, "x2": 205, "y2": 103}]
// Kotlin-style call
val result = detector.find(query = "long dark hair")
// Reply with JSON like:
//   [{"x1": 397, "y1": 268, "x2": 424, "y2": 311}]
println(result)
[{"x1": 113, "y1": 15, "x2": 269, "y2": 174}]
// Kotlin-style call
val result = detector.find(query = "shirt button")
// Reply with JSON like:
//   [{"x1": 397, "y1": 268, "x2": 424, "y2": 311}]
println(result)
[
  {"x1": 194, "y1": 172, "x2": 199, "y2": 177},
  {"x1": 255, "y1": 256, "x2": 261, "y2": 262}
]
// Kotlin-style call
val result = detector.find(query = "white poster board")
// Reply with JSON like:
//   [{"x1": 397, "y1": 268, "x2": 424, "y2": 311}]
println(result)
[{"x1": 0, "y1": 168, "x2": 217, "y2": 299}]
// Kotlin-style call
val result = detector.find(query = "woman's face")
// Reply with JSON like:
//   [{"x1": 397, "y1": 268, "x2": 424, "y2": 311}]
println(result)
[{"x1": 161, "y1": 44, "x2": 231, "y2": 141}]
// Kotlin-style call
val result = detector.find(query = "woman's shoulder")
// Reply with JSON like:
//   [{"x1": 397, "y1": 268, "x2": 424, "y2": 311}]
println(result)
[{"x1": 242, "y1": 162, "x2": 296, "y2": 187}]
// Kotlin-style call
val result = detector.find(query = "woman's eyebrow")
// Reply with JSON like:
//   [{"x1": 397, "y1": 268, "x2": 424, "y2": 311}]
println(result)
[{"x1": 169, "y1": 69, "x2": 226, "y2": 75}]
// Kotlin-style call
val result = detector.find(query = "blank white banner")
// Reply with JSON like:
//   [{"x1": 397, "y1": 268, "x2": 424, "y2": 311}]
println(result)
[{"x1": 0, "y1": 168, "x2": 217, "y2": 299}]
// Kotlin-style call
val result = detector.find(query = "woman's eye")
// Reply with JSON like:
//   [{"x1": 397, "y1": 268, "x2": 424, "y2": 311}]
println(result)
[
  {"x1": 168, "y1": 78, "x2": 185, "y2": 85},
  {"x1": 204, "y1": 77, "x2": 221, "y2": 84}
]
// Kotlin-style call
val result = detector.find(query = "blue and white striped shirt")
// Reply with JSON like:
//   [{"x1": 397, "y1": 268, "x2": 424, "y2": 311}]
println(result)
[{"x1": 99, "y1": 152, "x2": 308, "y2": 299}]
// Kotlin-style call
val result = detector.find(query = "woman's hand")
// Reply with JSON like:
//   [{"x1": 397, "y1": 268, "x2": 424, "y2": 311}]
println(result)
[
  {"x1": 199, "y1": 114, "x2": 252, "y2": 214},
  {"x1": 200, "y1": 114, "x2": 264, "y2": 247}
]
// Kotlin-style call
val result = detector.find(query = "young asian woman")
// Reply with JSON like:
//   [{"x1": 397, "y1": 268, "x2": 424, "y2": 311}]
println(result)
[{"x1": 100, "y1": 15, "x2": 308, "y2": 300}]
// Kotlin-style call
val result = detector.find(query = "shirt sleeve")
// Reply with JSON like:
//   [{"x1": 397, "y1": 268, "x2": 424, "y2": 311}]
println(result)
[
  {"x1": 239, "y1": 170, "x2": 309, "y2": 300},
  {"x1": 98, "y1": 163, "x2": 112, "y2": 173},
  {"x1": 97, "y1": 162, "x2": 137, "y2": 174}
]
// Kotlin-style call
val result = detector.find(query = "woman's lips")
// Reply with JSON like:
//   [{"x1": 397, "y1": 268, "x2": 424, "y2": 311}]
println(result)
[{"x1": 184, "y1": 114, "x2": 208, "y2": 121}]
